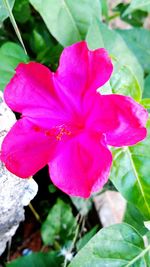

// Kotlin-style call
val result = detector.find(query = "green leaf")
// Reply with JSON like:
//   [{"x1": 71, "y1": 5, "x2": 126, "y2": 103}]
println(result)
[
  {"x1": 124, "y1": 202, "x2": 148, "y2": 235},
  {"x1": 0, "y1": 42, "x2": 29, "y2": 91},
  {"x1": 111, "y1": 64, "x2": 141, "y2": 101},
  {"x1": 0, "y1": 0, "x2": 15, "y2": 22},
  {"x1": 114, "y1": 3, "x2": 148, "y2": 27},
  {"x1": 124, "y1": 0, "x2": 150, "y2": 15},
  {"x1": 29, "y1": 0, "x2": 101, "y2": 47},
  {"x1": 140, "y1": 99, "x2": 150, "y2": 109},
  {"x1": 6, "y1": 252, "x2": 63, "y2": 267},
  {"x1": 37, "y1": 43, "x2": 63, "y2": 71},
  {"x1": 13, "y1": 0, "x2": 31, "y2": 24},
  {"x1": 117, "y1": 29, "x2": 150, "y2": 74},
  {"x1": 2, "y1": 0, "x2": 27, "y2": 54},
  {"x1": 69, "y1": 223, "x2": 150, "y2": 267},
  {"x1": 110, "y1": 120, "x2": 150, "y2": 220},
  {"x1": 86, "y1": 20, "x2": 143, "y2": 100},
  {"x1": 143, "y1": 75, "x2": 150, "y2": 98},
  {"x1": 41, "y1": 198, "x2": 77, "y2": 246},
  {"x1": 76, "y1": 225, "x2": 99, "y2": 251},
  {"x1": 101, "y1": 0, "x2": 108, "y2": 21}
]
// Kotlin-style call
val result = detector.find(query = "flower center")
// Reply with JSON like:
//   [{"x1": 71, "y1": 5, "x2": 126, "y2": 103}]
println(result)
[
  {"x1": 32, "y1": 124, "x2": 71, "y2": 141},
  {"x1": 55, "y1": 126, "x2": 71, "y2": 141}
]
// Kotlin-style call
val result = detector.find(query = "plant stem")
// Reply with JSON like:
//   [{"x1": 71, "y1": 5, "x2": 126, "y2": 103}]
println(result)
[
  {"x1": 2, "y1": 0, "x2": 27, "y2": 54},
  {"x1": 63, "y1": 215, "x2": 82, "y2": 267},
  {"x1": 29, "y1": 203, "x2": 41, "y2": 223}
]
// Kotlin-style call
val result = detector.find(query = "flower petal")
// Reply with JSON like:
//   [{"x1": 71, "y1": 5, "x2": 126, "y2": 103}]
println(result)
[
  {"x1": 87, "y1": 94, "x2": 148, "y2": 146},
  {"x1": 1, "y1": 118, "x2": 57, "y2": 178},
  {"x1": 4, "y1": 62, "x2": 55, "y2": 113},
  {"x1": 55, "y1": 41, "x2": 113, "y2": 98},
  {"x1": 48, "y1": 133, "x2": 112, "y2": 198},
  {"x1": 4, "y1": 62, "x2": 75, "y2": 127}
]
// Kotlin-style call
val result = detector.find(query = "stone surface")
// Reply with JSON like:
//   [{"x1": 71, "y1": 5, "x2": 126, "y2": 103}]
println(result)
[
  {"x1": 0, "y1": 92, "x2": 38, "y2": 255},
  {"x1": 94, "y1": 190, "x2": 126, "y2": 227}
]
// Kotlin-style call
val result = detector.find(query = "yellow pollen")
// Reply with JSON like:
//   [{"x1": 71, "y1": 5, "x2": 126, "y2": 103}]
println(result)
[{"x1": 56, "y1": 127, "x2": 71, "y2": 141}]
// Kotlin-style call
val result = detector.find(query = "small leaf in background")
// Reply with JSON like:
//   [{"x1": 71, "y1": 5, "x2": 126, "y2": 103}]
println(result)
[
  {"x1": 101, "y1": 0, "x2": 108, "y2": 21},
  {"x1": 6, "y1": 252, "x2": 63, "y2": 267},
  {"x1": 13, "y1": 0, "x2": 31, "y2": 24},
  {"x1": 29, "y1": 21, "x2": 57, "y2": 55},
  {"x1": 124, "y1": 202, "x2": 148, "y2": 235},
  {"x1": 48, "y1": 184, "x2": 57, "y2": 194},
  {"x1": 37, "y1": 43, "x2": 63, "y2": 71},
  {"x1": 0, "y1": 42, "x2": 29, "y2": 91},
  {"x1": 69, "y1": 223, "x2": 149, "y2": 267},
  {"x1": 110, "y1": 120, "x2": 150, "y2": 220},
  {"x1": 29, "y1": 0, "x2": 102, "y2": 46},
  {"x1": 0, "y1": 0, "x2": 15, "y2": 22},
  {"x1": 76, "y1": 225, "x2": 99, "y2": 251},
  {"x1": 114, "y1": 3, "x2": 148, "y2": 27},
  {"x1": 117, "y1": 28, "x2": 150, "y2": 75},
  {"x1": 86, "y1": 20, "x2": 144, "y2": 96},
  {"x1": 124, "y1": 0, "x2": 150, "y2": 15},
  {"x1": 70, "y1": 197, "x2": 92, "y2": 216},
  {"x1": 41, "y1": 198, "x2": 77, "y2": 246}
]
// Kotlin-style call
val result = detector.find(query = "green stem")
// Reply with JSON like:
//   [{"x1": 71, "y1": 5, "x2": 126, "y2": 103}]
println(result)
[
  {"x1": 63, "y1": 215, "x2": 82, "y2": 267},
  {"x1": 2, "y1": 0, "x2": 27, "y2": 54},
  {"x1": 29, "y1": 203, "x2": 41, "y2": 223}
]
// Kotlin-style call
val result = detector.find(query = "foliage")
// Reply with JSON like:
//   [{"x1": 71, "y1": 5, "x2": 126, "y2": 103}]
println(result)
[
  {"x1": 0, "y1": 0, "x2": 15, "y2": 22},
  {"x1": 29, "y1": 0, "x2": 101, "y2": 47},
  {"x1": 69, "y1": 224, "x2": 150, "y2": 267},
  {"x1": 41, "y1": 199, "x2": 77, "y2": 246},
  {"x1": 0, "y1": 42, "x2": 28, "y2": 91},
  {"x1": 6, "y1": 252, "x2": 63, "y2": 267}
]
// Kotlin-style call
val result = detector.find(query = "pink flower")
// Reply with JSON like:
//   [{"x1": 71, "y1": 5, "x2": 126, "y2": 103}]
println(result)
[{"x1": 1, "y1": 41, "x2": 148, "y2": 197}]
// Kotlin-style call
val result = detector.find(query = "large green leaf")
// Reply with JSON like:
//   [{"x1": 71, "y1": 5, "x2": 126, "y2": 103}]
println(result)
[
  {"x1": 76, "y1": 225, "x2": 99, "y2": 251},
  {"x1": 144, "y1": 75, "x2": 150, "y2": 98},
  {"x1": 0, "y1": 0, "x2": 15, "y2": 22},
  {"x1": 124, "y1": 202, "x2": 148, "y2": 235},
  {"x1": 6, "y1": 252, "x2": 63, "y2": 267},
  {"x1": 29, "y1": 0, "x2": 101, "y2": 47},
  {"x1": 41, "y1": 198, "x2": 77, "y2": 246},
  {"x1": 118, "y1": 29, "x2": 150, "y2": 74},
  {"x1": 110, "y1": 64, "x2": 141, "y2": 101},
  {"x1": 110, "y1": 120, "x2": 150, "y2": 220},
  {"x1": 0, "y1": 42, "x2": 28, "y2": 91},
  {"x1": 86, "y1": 20, "x2": 143, "y2": 100},
  {"x1": 69, "y1": 223, "x2": 150, "y2": 267},
  {"x1": 124, "y1": 0, "x2": 150, "y2": 15}
]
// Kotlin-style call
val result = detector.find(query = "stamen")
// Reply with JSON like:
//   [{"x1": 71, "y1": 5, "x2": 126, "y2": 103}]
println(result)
[
  {"x1": 56, "y1": 127, "x2": 71, "y2": 141},
  {"x1": 33, "y1": 124, "x2": 71, "y2": 141}
]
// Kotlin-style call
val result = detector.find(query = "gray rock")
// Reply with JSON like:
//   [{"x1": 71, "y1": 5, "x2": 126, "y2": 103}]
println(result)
[{"x1": 0, "y1": 92, "x2": 38, "y2": 255}]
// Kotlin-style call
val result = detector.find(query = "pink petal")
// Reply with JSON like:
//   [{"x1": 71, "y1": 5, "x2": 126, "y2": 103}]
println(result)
[
  {"x1": 87, "y1": 94, "x2": 148, "y2": 147},
  {"x1": 4, "y1": 62, "x2": 55, "y2": 113},
  {"x1": 1, "y1": 118, "x2": 58, "y2": 178},
  {"x1": 55, "y1": 41, "x2": 113, "y2": 98},
  {"x1": 4, "y1": 62, "x2": 75, "y2": 128},
  {"x1": 48, "y1": 132, "x2": 112, "y2": 198}
]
